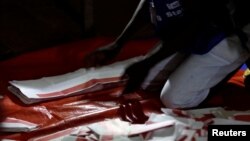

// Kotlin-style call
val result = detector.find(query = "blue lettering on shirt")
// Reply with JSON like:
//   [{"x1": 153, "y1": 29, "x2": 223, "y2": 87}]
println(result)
[
  {"x1": 149, "y1": 0, "x2": 183, "y2": 31},
  {"x1": 148, "y1": 0, "x2": 225, "y2": 54}
]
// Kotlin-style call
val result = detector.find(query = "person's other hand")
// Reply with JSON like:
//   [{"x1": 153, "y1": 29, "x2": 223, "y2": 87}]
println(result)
[
  {"x1": 83, "y1": 42, "x2": 121, "y2": 67},
  {"x1": 122, "y1": 60, "x2": 150, "y2": 94}
]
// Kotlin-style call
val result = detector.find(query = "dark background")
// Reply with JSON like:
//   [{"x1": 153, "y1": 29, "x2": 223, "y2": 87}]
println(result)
[{"x1": 0, "y1": 0, "x2": 154, "y2": 60}]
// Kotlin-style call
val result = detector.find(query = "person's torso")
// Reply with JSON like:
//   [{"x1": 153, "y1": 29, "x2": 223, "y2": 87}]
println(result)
[
  {"x1": 148, "y1": 0, "x2": 184, "y2": 32},
  {"x1": 148, "y1": 0, "x2": 226, "y2": 54}
]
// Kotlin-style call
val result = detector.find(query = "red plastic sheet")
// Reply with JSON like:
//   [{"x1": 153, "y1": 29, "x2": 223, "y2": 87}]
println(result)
[
  {"x1": 0, "y1": 37, "x2": 161, "y2": 140},
  {"x1": 0, "y1": 37, "x2": 249, "y2": 140}
]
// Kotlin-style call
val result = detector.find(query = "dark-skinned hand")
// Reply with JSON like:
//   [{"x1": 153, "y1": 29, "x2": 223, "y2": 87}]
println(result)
[
  {"x1": 83, "y1": 42, "x2": 121, "y2": 68},
  {"x1": 121, "y1": 60, "x2": 151, "y2": 94}
]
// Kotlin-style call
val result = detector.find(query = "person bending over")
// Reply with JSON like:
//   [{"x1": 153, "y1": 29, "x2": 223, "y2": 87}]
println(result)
[{"x1": 84, "y1": 0, "x2": 250, "y2": 109}]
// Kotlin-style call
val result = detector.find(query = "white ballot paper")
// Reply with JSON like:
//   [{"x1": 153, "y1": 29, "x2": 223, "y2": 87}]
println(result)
[
  {"x1": 8, "y1": 56, "x2": 144, "y2": 104},
  {"x1": 87, "y1": 108, "x2": 250, "y2": 141},
  {"x1": 0, "y1": 117, "x2": 38, "y2": 132},
  {"x1": 14, "y1": 107, "x2": 250, "y2": 141}
]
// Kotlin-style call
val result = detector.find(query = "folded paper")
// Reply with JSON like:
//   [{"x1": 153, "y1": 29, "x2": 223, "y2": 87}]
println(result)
[
  {"x1": 0, "y1": 117, "x2": 38, "y2": 132},
  {"x1": 8, "y1": 57, "x2": 144, "y2": 104}
]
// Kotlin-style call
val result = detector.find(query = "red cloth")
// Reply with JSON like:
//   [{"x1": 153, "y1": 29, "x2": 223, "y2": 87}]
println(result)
[
  {"x1": 0, "y1": 37, "x2": 249, "y2": 140},
  {"x1": 0, "y1": 37, "x2": 160, "y2": 140}
]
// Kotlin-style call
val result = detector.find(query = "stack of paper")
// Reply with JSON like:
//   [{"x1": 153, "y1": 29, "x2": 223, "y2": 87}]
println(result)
[
  {"x1": 8, "y1": 56, "x2": 144, "y2": 104},
  {"x1": 0, "y1": 117, "x2": 38, "y2": 132}
]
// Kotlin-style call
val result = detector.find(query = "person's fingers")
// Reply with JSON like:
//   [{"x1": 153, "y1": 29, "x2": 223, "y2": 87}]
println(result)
[
  {"x1": 118, "y1": 103, "x2": 134, "y2": 123},
  {"x1": 118, "y1": 101, "x2": 149, "y2": 124},
  {"x1": 131, "y1": 101, "x2": 149, "y2": 123}
]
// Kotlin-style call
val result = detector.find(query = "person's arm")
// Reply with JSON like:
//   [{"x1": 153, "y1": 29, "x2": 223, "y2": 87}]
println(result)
[
  {"x1": 121, "y1": 25, "x2": 194, "y2": 94},
  {"x1": 99, "y1": 0, "x2": 149, "y2": 51},
  {"x1": 84, "y1": 0, "x2": 150, "y2": 67},
  {"x1": 121, "y1": 40, "x2": 182, "y2": 94}
]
